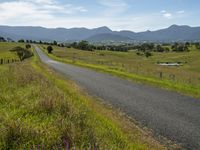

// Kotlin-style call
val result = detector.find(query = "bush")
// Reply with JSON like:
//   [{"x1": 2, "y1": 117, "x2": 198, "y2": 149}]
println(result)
[
  {"x1": 10, "y1": 46, "x2": 33, "y2": 61},
  {"x1": 156, "y1": 45, "x2": 165, "y2": 52},
  {"x1": 145, "y1": 51, "x2": 152, "y2": 58},
  {"x1": 0, "y1": 36, "x2": 6, "y2": 42},
  {"x1": 25, "y1": 44, "x2": 31, "y2": 49},
  {"x1": 47, "y1": 46, "x2": 53, "y2": 53},
  {"x1": 78, "y1": 41, "x2": 93, "y2": 51},
  {"x1": 171, "y1": 43, "x2": 189, "y2": 52},
  {"x1": 136, "y1": 52, "x2": 143, "y2": 56},
  {"x1": 18, "y1": 39, "x2": 25, "y2": 43}
]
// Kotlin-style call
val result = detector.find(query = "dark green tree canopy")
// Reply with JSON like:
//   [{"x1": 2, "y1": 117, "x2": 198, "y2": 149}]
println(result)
[
  {"x1": 10, "y1": 46, "x2": 33, "y2": 61},
  {"x1": 25, "y1": 44, "x2": 31, "y2": 49},
  {"x1": 47, "y1": 46, "x2": 53, "y2": 53}
]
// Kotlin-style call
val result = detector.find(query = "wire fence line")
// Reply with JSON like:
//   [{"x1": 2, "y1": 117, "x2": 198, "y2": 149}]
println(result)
[
  {"x1": 0, "y1": 58, "x2": 20, "y2": 65},
  {"x1": 71, "y1": 56, "x2": 200, "y2": 86}
]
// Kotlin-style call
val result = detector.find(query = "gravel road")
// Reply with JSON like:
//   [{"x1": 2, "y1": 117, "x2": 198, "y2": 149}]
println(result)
[{"x1": 35, "y1": 45, "x2": 200, "y2": 150}]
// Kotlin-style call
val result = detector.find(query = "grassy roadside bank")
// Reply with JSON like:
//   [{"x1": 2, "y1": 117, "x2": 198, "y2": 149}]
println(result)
[
  {"x1": 39, "y1": 45, "x2": 200, "y2": 99},
  {"x1": 0, "y1": 44, "x2": 167, "y2": 149}
]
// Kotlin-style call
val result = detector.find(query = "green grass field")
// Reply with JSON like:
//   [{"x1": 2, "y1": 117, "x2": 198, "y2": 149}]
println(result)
[
  {"x1": 0, "y1": 42, "x2": 168, "y2": 149},
  {"x1": 39, "y1": 45, "x2": 200, "y2": 98},
  {"x1": 0, "y1": 42, "x2": 24, "y2": 59}
]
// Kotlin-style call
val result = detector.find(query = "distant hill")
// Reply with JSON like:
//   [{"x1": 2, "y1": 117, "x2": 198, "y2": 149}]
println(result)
[
  {"x1": 0, "y1": 25, "x2": 200, "y2": 42},
  {"x1": 86, "y1": 33, "x2": 132, "y2": 42},
  {"x1": 133, "y1": 25, "x2": 200, "y2": 42},
  {"x1": 0, "y1": 26, "x2": 112, "y2": 42}
]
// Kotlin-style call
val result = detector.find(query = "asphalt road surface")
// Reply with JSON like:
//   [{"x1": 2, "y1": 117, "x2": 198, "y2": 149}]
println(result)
[{"x1": 35, "y1": 45, "x2": 200, "y2": 150}]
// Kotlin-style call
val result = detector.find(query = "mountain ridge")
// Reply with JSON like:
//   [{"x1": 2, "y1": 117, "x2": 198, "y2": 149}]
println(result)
[{"x1": 0, "y1": 25, "x2": 200, "y2": 42}]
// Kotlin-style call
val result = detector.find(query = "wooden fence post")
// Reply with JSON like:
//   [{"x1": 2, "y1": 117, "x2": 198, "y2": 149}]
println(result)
[
  {"x1": 72, "y1": 53, "x2": 76, "y2": 63},
  {"x1": 159, "y1": 72, "x2": 163, "y2": 79},
  {"x1": 169, "y1": 74, "x2": 175, "y2": 81},
  {"x1": 188, "y1": 78, "x2": 191, "y2": 84}
]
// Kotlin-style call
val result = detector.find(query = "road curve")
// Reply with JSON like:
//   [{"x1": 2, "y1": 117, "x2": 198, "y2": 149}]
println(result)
[{"x1": 34, "y1": 45, "x2": 200, "y2": 150}]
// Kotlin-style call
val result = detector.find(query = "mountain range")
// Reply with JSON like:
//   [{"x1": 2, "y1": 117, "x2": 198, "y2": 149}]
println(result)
[{"x1": 0, "y1": 25, "x2": 200, "y2": 43}]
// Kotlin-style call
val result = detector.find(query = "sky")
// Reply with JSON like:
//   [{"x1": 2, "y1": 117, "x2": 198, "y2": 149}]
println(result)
[{"x1": 0, "y1": 0, "x2": 199, "y2": 32}]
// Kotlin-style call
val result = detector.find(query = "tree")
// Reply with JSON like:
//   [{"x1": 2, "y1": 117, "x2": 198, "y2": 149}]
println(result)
[
  {"x1": 194, "y1": 42, "x2": 200, "y2": 50},
  {"x1": 53, "y1": 41, "x2": 57, "y2": 46},
  {"x1": 77, "y1": 41, "x2": 93, "y2": 51},
  {"x1": 139, "y1": 43, "x2": 154, "y2": 52},
  {"x1": 172, "y1": 43, "x2": 189, "y2": 52},
  {"x1": 145, "y1": 51, "x2": 152, "y2": 58},
  {"x1": 171, "y1": 42, "x2": 179, "y2": 51},
  {"x1": 58, "y1": 43, "x2": 64, "y2": 47},
  {"x1": 156, "y1": 45, "x2": 165, "y2": 52},
  {"x1": 47, "y1": 46, "x2": 53, "y2": 53},
  {"x1": 71, "y1": 42, "x2": 78, "y2": 48},
  {"x1": 10, "y1": 46, "x2": 33, "y2": 61},
  {"x1": 25, "y1": 44, "x2": 31, "y2": 49},
  {"x1": 185, "y1": 42, "x2": 190, "y2": 47},
  {"x1": 18, "y1": 39, "x2": 25, "y2": 43},
  {"x1": 0, "y1": 37, "x2": 6, "y2": 42},
  {"x1": 78, "y1": 41, "x2": 89, "y2": 50},
  {"x1": 164, "y1": 47, "x2": 170, "y2": 52}
]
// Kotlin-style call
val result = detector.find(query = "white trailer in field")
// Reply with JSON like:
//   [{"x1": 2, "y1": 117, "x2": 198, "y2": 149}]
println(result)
[{"x1": 157, "y1": 62, "x2": 184, "y2": 66}]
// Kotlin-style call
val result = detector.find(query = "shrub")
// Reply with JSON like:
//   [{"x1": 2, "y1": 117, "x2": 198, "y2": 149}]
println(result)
[
  {"x1": 10, "y1": 46, "x2": 33, "y2": 61},
  {"x1": 25, "y1": 44, "x2": 31, "y2": 49},
  {"x1": 47, "y1": 46, "x2": 53, "y2": 53},
  {"x1": 136, "y1": 52, "x2": 143, "y2": 56},
  {"x1": 0, "y1": 36, "x2": 6, "y2": 42},
  {"x1": 156, "y1": 45, "x2": 165, "y2": 52},
  {"x1": 18, "y1": 39, "x2": 25, "y2": 43},
  {"x1": 145, "y1": 51, "x2": 152, "y2": 58}
]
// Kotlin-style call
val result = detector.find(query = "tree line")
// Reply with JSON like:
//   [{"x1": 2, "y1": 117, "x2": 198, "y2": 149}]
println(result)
[
  {"x1": 15, "y1": 38, "x2": 200, "y2": 53},
  {"x1": 1, "y1": 36, "x2": 199, "y2": 55},
  {"x1": 67, "y1": 41, "x2": 200, "y2": 53},
  {"x1": 0, "y1": 37, "x2": 6, "y2": 42}
]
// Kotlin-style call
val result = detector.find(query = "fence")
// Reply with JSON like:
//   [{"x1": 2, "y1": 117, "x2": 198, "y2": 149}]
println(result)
[
  {"x1": 0, "y1": 58, "x2": 20, "y2": 65},
  {"x1": 71, "y1": 56, "x2": 200, "y2": 86}
]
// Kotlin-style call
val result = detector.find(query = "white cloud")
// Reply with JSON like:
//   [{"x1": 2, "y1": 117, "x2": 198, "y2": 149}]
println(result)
[
  {"x1": 161, "y1": 10, "x2": 166, "y2": 13},
  {"x1": 161, "y1": 10, "x2": 173, "y2": 19},
  {"x1": 177, "y1": 10, "x2": 185, "y2": 14},
  {"x1": 99, "y1": 0, "x2": 127, "y2": 7},
  {"x1": 163, "y1": 13, "x2": 172, "y2": 19},
  {"x1": 24, "y1": 0, "x2": 56, "y2": 5},
  {"x1": 74, "y1": 6, "x2": 88, "y2": 12},
  {"x1": 0, "y1": 0, "x2": 87, "y2": 23},
  {"x1": 161, "y1": 10, "x2": 185, "y2": 19},
  {"x1": 98, "y1": 0, "x2": 129, "y2": 16},
  {"x1": 0, "y1": 0, "x2": 192, "y2": 32}
]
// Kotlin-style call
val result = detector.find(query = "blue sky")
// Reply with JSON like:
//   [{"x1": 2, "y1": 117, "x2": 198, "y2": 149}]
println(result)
[{"x1": 0, "y1": 0, "x2": 199, "y2": 31}]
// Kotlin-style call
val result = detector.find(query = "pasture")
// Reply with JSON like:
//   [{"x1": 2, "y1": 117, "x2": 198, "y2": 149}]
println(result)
[
  {"x1": 0, "y1": 42, "x2": 25, "y2": 64},
  {"x1": 0, "y1": 42, "x2": 24, "y2": 58},
  {"x1": 40, "y1": 45, "x2": 200, "y2": 97}
]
